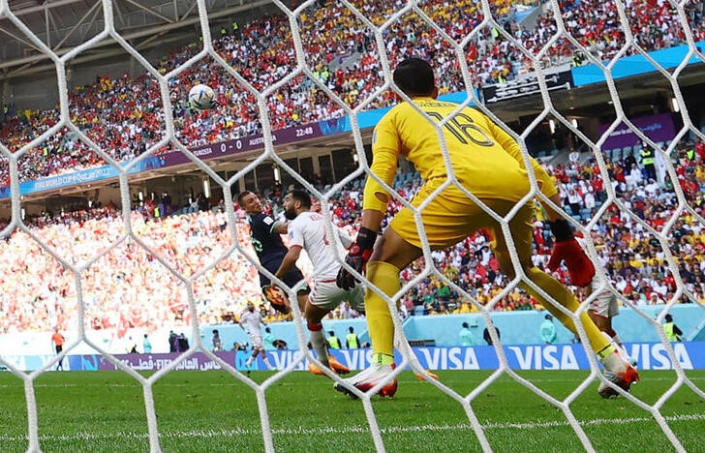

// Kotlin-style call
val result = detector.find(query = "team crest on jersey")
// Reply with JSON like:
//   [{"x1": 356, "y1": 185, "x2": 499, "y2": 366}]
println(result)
[{"x1": 263, "y1": 216, "x2": 274, "y2": 226}]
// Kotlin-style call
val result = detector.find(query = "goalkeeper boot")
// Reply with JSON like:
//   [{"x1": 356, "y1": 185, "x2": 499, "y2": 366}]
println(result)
[
  {"x1": 598, "y1": 346, "x2": 639, "y2": 398},
  {"x1": 334, "y1": 363, "x2": 397, "y2": 399}
]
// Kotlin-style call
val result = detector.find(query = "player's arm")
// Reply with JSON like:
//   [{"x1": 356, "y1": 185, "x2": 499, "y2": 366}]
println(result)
[
  {"x1": 336, "y1": 226, "x2": 355, "y2": 249},
  {"x1": 337, "y1": 114, "x2": 400, "y2": 289},
  {"x1": 360, "y1": 113, "x2": 402, "y2": 232},
  {"x1": 272, "y1": 221, "x2": 288, "y2": 235},
  {"x1": 274, "y1": 220, "x2": 304, "y2": 281},
  {"x1": 274, "y1": 245, "x2": 302, "y2": 281},
  {"x1": 258, "y1": 214, "x2": 287, "y2": 236}
]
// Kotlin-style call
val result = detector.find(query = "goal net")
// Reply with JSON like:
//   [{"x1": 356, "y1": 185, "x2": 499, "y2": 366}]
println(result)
[{"x1": 0, "y1": 0, "x2": 704, "y2": 451}]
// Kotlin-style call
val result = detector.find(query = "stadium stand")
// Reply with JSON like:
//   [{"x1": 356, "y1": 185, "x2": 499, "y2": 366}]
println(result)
[
  {"x1": 1, "y1": 138, "x2": 703, "y2": 333},
  {"x1": 0, "y1": 0, "x2": 703, "y2": 184}
]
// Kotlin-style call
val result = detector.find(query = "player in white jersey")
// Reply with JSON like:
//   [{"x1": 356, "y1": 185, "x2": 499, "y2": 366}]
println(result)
[
  {"x1": 577, "y1": 234, "x2": 635, "y2": 365},
  {"x1": 273, "y1": 190, "x2": 365, "y2": 372},
  {"x1": 238, "y1": 301, "x2": 273, "y2": 371}
]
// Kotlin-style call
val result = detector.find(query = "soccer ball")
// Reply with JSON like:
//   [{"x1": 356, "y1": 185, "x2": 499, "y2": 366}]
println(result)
[{"x1": 188, "y1": 84, "x2": 215, "y2": 110}]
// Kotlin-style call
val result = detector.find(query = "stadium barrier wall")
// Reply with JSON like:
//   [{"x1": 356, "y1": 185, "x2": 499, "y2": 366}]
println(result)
[
  {"x1": 3, "y1": 342, "x2": 702, "y2": 372},
  {"x1": 2, "y1": 305, "x2": 700, "y2": 358},
  {"x1": 201, "y1": 304, "x2": 702, "y2": 352},
  {"x1": 571, "y1": 39, "x2": 705, "y2": 87}
]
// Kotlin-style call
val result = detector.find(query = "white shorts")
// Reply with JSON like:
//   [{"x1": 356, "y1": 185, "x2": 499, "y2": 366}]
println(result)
[
  {"x1": 250, "y1": 334, "x2": 263, "y2": 349},
  {"x1": 589, "y1": 277, "x2": 619, "y2": 318},
  {"x1": 309, "y1": 279, "x2": 365, "y2": 312}
]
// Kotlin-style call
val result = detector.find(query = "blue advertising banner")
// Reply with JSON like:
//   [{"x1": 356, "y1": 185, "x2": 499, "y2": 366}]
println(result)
[
  {"x1": 318, "y1": 90, "x2": 480, "y2": 136},
  {"x1": 0, "y1": 155, "x2": 166, "y2": 199},
  {"x1": 18, "y1": 341, "x2": 699, "y2": 372},
  {"x1": 571, "y1": 40, "x2": 705, "y2": 87}
]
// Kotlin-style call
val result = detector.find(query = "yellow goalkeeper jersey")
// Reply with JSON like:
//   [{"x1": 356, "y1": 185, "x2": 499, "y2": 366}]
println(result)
[{"x1": 363, "y1": 97, "x2": 557, "y2": 212}]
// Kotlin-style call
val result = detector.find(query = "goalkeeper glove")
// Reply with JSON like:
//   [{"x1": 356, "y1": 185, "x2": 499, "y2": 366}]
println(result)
[
  {"x1": 336, "y1": 226, "x2": 377, "y2": 290},
  {"x1": 546, "y1": 219, "x2": 595, "y2": 287}
]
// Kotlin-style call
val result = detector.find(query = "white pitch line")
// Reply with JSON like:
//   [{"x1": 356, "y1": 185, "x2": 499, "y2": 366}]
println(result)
[
  {"x1": 1, "y1": 376, "x2": 703, "y2": 388},
  {"x1": 1, "y1": 414, "x2": 703, "y2": 443}
]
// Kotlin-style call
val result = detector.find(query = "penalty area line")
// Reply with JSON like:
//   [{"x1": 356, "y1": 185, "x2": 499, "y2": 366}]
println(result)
[{"x1": 1, "y1": 414, "x2": 704, "y2": 443}]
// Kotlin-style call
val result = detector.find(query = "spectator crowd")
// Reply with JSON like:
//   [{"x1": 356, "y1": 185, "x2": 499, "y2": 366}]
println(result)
[
  {"x1": 0, "y1": 0, "x2": 703, "y2": 185},
  {"x1": 1, "y1": 138, "x2": 704, "y2": 334}
]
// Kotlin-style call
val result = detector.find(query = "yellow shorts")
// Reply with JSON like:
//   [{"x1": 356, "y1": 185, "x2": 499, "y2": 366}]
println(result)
[{"x1": 389, "y1": 179, "x2": 534, "y2": 262}]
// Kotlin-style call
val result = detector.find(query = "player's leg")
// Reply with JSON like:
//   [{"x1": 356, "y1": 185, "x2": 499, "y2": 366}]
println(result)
[
  {"x1": 586, "y1": 280, "x2": 620, "y2": 339},
  {"x1": 490, "y1": 200, "x2": 637, "y2": 396},
  {"x1": 56, "y1": 345, "x2": 63, "y2": 371},
  {"x1": 363, "y1": 229, "x2": 423, "y2": 365},
  {"x1": 589, "y1": 310, "x2": 620, "y2": 341},
  {"x1": 305, "y1": 298, "x2": 332, "y2": 368},
  {"x1": 361, "y1": 181, "x2": 477, "y2": 367},
  {"x1": 606, "y1": 298, "x2": 628, "y2": 352},
  {"x1": 307, "y1": 281, "x2": 351, "y2": 374},
  {"x1": 589, "y1": 297, "x2": 635, "y2": 366},
  {"x1": 489, "y1": 201, "x2": 608, "y2": 351},
  {"x1": 245, "y1": 343, "x2": 258, "y2": 368},
  {"x1": 296, "y1": 292, "x2": 308, "y2": 313},
  {"x1": 334, "y1": 225, "x2": 422, "y2": 397},
  {"x1": 337, "y1": 184, "x2": 475, "y2": 397},
  {"x1": 285, "y1": 267, "x2": 310, "y2": 314},
  {"x1": 258, "y1": 344, "x2": 273, "y2": 370}
]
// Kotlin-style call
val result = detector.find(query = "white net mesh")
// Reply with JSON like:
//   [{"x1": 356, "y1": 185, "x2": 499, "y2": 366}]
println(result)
[{"x1": 0, "y1": 0, "x2": 704, "y2": 451}]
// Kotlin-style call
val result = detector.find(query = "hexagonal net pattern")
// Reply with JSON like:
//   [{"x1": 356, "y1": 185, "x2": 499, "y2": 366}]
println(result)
[{"x1": 0, "y1": 0, "x2": 704, "y2": 452}]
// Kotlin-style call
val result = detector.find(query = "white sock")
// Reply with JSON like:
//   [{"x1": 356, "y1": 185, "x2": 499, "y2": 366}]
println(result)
[
  {"x1": 309, "y1": 329, "x2": 329, "y2": 367},
  {"x1": 245, "y1": 356, "x2": 254, "y2": 367},
  {"x1": 263, "y1": 358, "x2": 273, "y2": 370},
  {"x1": 612, "y1": 334, "x2": 624, "y2": 349}
]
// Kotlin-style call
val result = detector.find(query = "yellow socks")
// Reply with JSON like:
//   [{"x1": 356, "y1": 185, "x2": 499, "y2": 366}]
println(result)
[
  {"x1": 372, "y1": 353, "x2": 395, "y2": 366},
  {"x1": 523, "y1": 267, "x2": 610, "y2": 353},
  {"x1": 363, "y1": 260, "x2": 612, "y2": 363},
  {"x1": 365, "y1": 261, "x2": 401, "y2": 359}
]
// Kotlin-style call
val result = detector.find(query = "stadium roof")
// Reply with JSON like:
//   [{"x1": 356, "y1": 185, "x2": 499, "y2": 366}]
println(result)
[{"x1": 0, "y1": 0, "x2": 270, "y2": 79}]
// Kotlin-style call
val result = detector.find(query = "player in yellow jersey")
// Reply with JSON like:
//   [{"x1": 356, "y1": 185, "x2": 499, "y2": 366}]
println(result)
[{"x1": 334, "y1": 58, "x2": 638, "y2": 399}]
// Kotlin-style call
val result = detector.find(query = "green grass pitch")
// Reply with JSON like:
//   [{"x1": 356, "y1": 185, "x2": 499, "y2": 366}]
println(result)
[{"x1": 1, "y1": 370, "x2": 703, "y2": 452}]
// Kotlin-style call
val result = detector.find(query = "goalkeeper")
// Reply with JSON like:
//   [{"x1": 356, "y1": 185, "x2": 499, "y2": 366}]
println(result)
[{"x1": 335, "y1": 58, "x2": 638, "y2": 399}]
